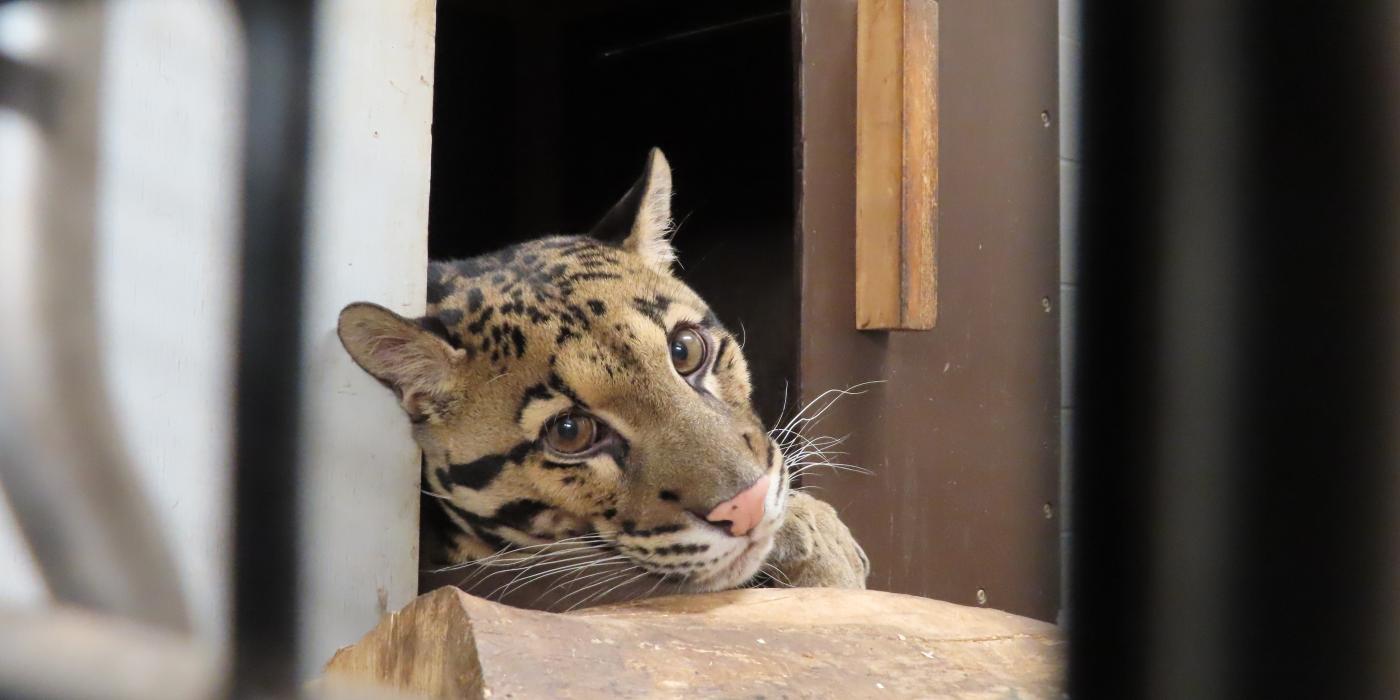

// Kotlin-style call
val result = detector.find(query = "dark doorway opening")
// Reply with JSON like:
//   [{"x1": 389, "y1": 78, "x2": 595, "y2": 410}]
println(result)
[{"x1": 430, "y1": 0, "x2": 797, "y2": 425}]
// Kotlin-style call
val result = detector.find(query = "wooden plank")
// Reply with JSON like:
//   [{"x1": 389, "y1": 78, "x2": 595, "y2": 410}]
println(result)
[
  {"x1": 855, "y1": 0, "x2": 939, "y2": 330},
  {"x1": 800, "y1": 0, "x2": 1062, "y2": 619},
  {"x1": 323, "y1": 586, "x2": 1064, "y2": 698},
  {"x1": 299, "y1": 0, "x2": 436, "y2": 675},
  {"x1": 901, "y1": 0, "x2": 939, "y2": 328}
]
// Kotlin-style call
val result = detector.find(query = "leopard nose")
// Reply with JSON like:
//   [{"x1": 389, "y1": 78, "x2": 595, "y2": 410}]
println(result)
[{"x1": 704, "y1": 475, "x2": 770, "y2": 537}]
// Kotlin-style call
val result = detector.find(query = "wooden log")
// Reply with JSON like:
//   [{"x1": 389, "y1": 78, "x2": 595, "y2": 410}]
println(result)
[{"x1": 323, "y1": 586, "x2": 1063, "y2": 699}]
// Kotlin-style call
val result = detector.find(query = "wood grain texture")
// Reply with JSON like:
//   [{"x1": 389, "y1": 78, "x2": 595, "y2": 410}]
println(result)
[
  {"x1": 323, "y1": 586, "x2": 1064, "y2": 699},
  {"x1": 856, "y1": 0, "x2": 939, "y2": 330}
]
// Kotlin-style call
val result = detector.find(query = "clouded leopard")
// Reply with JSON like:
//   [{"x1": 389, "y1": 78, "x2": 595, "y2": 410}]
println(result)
[{"x1": 338, "y1": 149, "x2": 868, "y2": 609}]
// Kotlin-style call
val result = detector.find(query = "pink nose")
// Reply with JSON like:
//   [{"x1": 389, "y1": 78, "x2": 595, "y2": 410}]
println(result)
[{"x1": 705, "y1": 476, "x2": 770, "y2": 536}]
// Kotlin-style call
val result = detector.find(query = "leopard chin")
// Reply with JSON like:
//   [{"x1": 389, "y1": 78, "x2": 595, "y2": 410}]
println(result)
[{"x1": 684, "y1": 532, "x2": 778, "y2": 592}]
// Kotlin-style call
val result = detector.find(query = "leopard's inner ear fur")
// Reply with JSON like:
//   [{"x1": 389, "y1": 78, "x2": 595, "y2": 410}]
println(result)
[
  {"x1": 589, "y1": 147, "x2": 676, "y2": 272},
  {"x1": 337, "y1": 302, "x2": 464, "y2": 422}
]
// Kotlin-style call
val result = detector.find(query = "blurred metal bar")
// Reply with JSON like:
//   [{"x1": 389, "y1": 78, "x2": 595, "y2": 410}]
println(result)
[
  {"x1": 0, "y1": 607, "x2": 219, "y2": 700},
  {"x1": 230, "y1": 0, "x2": 316, "y2": 695},
  {"x1": 0, "y1": 0, "x2": 190, "y2": 633},
  {"x1": 1071, "y1": 1, "x2": 1399, "y2": 699}
]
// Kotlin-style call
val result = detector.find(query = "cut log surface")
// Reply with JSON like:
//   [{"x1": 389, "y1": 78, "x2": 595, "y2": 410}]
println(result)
[{"x1": 323, "y1": 586, "x2": 1064, "y2": 699}]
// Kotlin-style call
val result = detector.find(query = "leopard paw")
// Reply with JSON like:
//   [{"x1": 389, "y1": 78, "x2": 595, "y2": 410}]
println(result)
[{"x1": 766, "y1": 491, "x2": 869, "y2": 589}]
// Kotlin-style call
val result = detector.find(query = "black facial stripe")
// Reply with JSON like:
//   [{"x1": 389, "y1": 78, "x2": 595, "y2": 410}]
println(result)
[
  {"x1": 541, "y1": 459, "x2": 584, "y2": 470},
  {"x1": 442, "y1": 458, "x2": 504, "y2": 491},
  {"x1": 653, "y1": 560, "x2": 704, "y2": 570},
  {"x1": 441, "y1": 441, "x2": 534, "y2": 491},
  {"x1": 439, "y1": 500, "x2": 509, "y2": 551},
  {"x1": 515, "y1": 382, "x2": 555, "y2": 424},
  {"x1": 631, "y1": 295, "x2": 671, "y2": 330},
  {"x1": 490, "y1": 499, "x2": 550, "y2": 531},
  {"x1": 766, "y1": 439, "x2": 777, "y2": 471},
  {"x1": 602, "y1": 439, "x2": 629, "y2": 470},
  {"x1": 649, "y1": 543, "x2": 710, "y2": 556},
  {"x1": 714, "y1": 336, "x2": 731, "y2": 372},
  {"x1": 621, "y1": 522, "x2": 686, "y2": 537},
  {"x1": 505, "y1": 442, "x2": 533, "y2": 462},
  {"x1": 547, "y1": 372, "x2": 588, "y2": 410},
  {"x1": 700, "y1": 310, "x2": 722, "y2": 329}
]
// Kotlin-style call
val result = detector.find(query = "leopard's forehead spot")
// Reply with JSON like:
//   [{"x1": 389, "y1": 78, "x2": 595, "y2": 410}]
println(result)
[{"x1": 427, "y1": 236, "x2": 709, "y2": 378}]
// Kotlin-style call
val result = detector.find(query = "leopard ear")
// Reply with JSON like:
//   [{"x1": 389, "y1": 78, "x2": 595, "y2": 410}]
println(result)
[
  {"x1": 337, "y1": 302, "x2": 463, "y2": 420},
  {"x1": 589, "y1": 148, "x2": 675, "y2": 272}
]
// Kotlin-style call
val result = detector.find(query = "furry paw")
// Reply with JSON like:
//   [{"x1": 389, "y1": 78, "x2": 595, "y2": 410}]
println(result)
[{"x1": 766, "y1": 491, "x2": 870, "y2": 589}]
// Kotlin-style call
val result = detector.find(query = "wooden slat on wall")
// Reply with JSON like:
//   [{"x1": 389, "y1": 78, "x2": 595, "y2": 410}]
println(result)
[
  {"x1": 855, "y1": 0, "x2": 939, "y2": 330},
  {"x1": 798, "y1": 0, "x2": 1060, "y2": 621}
]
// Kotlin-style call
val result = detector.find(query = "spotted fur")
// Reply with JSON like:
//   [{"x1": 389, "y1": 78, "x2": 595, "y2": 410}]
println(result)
[{"x1": 340, "y1": 150, "x2": 868, "y2": 609}]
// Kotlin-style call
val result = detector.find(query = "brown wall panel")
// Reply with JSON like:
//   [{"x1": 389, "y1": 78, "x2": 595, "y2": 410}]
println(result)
[{"x1": 796, "y1": 0, "x2": 1060, "y2": 620}]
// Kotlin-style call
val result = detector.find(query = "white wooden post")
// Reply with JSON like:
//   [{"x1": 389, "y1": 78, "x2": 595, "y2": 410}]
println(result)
[{"x1": 298, "y1": 0, "x2": 436, "y2": 677}]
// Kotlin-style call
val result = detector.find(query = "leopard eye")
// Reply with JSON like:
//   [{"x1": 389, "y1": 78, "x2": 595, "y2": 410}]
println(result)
[
  {"x1": 668, "y1": 327, "x2": 708, "y2": 376},
  {"x1": 543, "y1": 412, "x2": 599, "y2": 455}
]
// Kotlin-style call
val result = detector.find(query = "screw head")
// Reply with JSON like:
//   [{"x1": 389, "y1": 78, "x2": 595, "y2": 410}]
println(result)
[
  {"x1": 1043, "y1": 503, "x2": 1055, "y2": 519},
  {"x1": 1041, "y1": 296, "x2": 1053, "y2": 312},
  {"x1": 975, "y1": 588, "x2": 988, "y2": 606},
  {"x1": 1040, "y1": 110, "x2": 1053, "y2": 127}
]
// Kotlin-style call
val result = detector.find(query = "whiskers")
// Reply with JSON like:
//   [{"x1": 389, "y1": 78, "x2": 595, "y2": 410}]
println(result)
[
  {"x1": 768, "y1": 381, "x2": 882, "y2": 483},
  {"x1": 426, "y1": 529, "x2": 679, "y2": 612},
  {"x1": 427, "y1": 530, "x2": 614, "y2": 574},
  {"x1": 759, "y1": 562, "x2": 794, "y2": 588},
  {"x1": 554, "y1": 567, "x2": 655, "y2": 613}
]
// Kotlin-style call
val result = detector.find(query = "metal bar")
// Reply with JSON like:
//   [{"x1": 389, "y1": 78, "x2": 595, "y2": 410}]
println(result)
[
  {"x1": 0, "y1": 0, "x2": 190, "y2": 634},
  {"x1": 1071, "y1": 2, "x2": 1399, "y2": 698},
  {"x1": 230, "y1": 0, "x2": 315, "y2": 695}
]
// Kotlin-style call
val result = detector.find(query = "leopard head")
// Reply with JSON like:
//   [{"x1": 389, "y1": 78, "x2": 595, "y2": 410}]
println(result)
[{"x1": 338, "y1": 150, "x2": 790, "y2": 605}]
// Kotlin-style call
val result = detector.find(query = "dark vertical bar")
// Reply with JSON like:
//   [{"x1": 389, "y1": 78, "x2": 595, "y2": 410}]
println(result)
[
  {"x1": 1067, "y1": 2, "x2": 1164, "y2": 695},
  {"x1": 231, "y1": 1, "x2": 315, "y2": 695},
  {"x1": 1228, "y1": 3, "x2": 1397, "y2": 698},
  {"x1": 1072, "y1": 1, "x2": 1398, "y2": 698}
]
